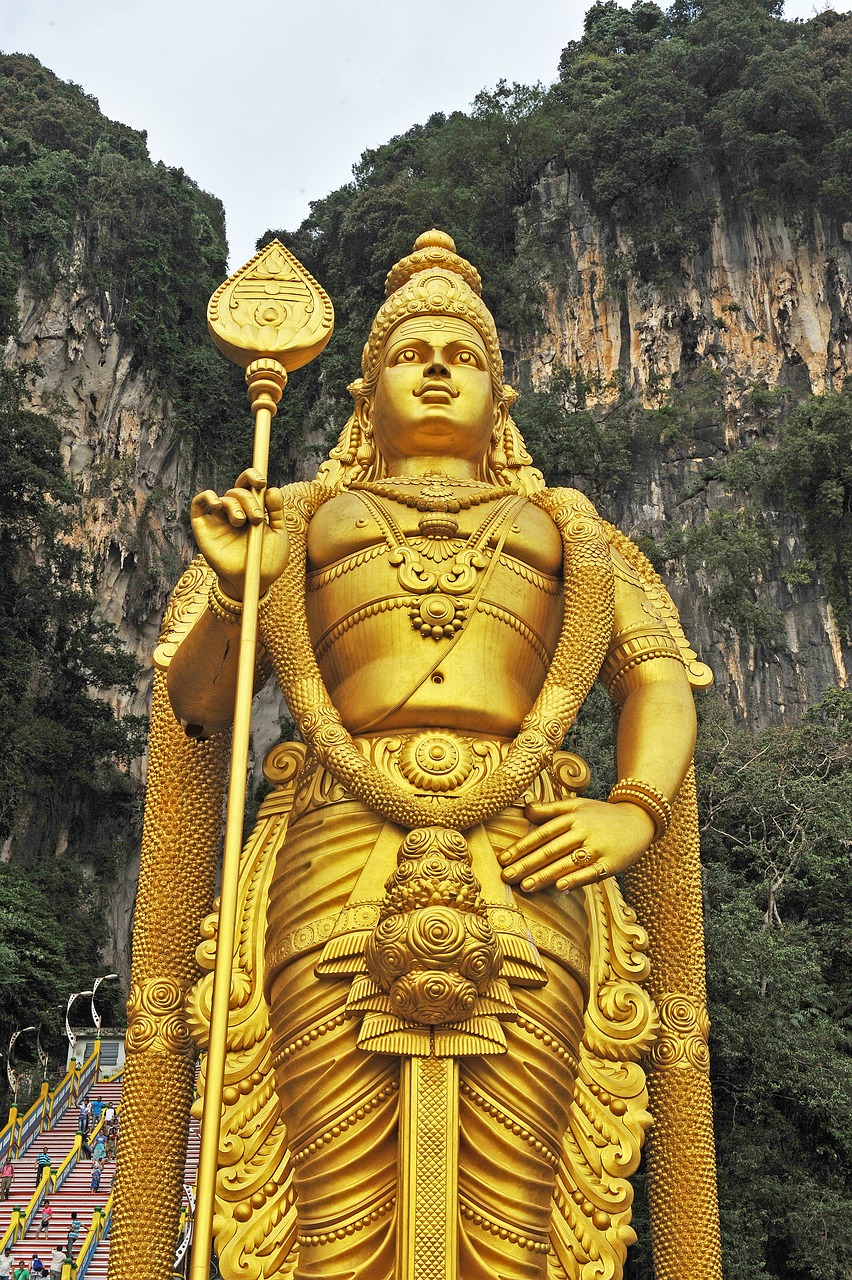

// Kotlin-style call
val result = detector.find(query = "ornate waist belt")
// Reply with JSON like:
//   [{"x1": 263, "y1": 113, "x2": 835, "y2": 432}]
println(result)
[{"x1": 274, "y1": 728, "x2": 592, "y2": 824}]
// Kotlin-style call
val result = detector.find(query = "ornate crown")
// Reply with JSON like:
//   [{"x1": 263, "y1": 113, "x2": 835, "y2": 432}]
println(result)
[{"x1": 361, "y1": 230, "x2": 503, "y2": 383}]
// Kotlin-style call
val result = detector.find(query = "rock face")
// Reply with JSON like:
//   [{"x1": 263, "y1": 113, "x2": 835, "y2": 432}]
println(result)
[
  {"x1": 506, "y1": 168, "x2": 852, "y2": 722},
  {"x1": 5, "y1": 190, "x2": 851, "y2": 970},
  {"x1": 517, "y1": 169, "x2": 852, "y2": 401}
]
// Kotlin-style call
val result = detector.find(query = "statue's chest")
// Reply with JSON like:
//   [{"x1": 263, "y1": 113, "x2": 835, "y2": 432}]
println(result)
[
  {"x1": 306, "y1": 491, "x2": 563, "y2": 579},
  {"x1": 305, "y1": 492, "x2": 564, "y2": 663}
]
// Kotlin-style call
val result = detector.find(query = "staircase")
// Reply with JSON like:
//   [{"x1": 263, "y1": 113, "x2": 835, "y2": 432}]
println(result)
[
  {"x1": 0, "y1": 1066, "x2": 202, "y2": 1278},
  {"x1": 30, "y1": 1080, "x2": 123, "y2": 1277}
]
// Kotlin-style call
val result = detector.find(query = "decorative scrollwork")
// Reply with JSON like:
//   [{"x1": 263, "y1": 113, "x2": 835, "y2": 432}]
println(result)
[{"x1": 363, "y1": 827, "x2": 502, "y2": 1027}]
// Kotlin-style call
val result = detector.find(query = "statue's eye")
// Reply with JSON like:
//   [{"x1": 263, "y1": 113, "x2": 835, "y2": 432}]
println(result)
[
  {"x1": 396, "y1": 349, "x2": 419, "y2": 363},
  {"x1": 456, "y1": 350, "x2": 479, "y2": 365}
]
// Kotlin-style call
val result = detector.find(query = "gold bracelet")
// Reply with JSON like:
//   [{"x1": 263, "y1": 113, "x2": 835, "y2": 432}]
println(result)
[
  {"x1": 207, "y1": 579, "x2": 243, "y2": 625},
  {"x1": 607, "y1": 777, "x2": 672, "y2": 842}
]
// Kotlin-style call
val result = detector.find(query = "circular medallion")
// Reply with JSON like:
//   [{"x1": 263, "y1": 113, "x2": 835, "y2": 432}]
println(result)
[
  {"x1": 399, "y1": 732, "x2": 474, "y2": 792},
  {"x1": 409, "y1": 593, "x2": 467, "y2": 640}
]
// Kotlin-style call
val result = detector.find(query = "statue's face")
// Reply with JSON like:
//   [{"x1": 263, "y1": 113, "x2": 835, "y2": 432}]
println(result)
[{"x1": 370, "y1": 316, "x2": 496, "y2": 468}]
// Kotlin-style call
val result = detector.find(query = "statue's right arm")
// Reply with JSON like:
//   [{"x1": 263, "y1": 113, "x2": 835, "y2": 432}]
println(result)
[{"x1": 166, "y1": 469, "x2": 289, "y2": 737}]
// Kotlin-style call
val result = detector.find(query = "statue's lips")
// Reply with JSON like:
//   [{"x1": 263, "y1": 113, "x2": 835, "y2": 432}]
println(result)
[{"x1": 416, "y1": 384, "x2": 458, "y2": 404}]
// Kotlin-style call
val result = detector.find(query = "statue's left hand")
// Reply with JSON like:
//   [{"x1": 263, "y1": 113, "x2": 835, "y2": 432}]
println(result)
[{"x1": 498, "y1": 797, "x2": 656, "y2": 893}]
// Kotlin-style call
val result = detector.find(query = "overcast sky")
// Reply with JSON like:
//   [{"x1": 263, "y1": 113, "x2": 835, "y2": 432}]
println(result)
[{"x1": 0, "y1": 0, "x2": 844, "y2": 269}]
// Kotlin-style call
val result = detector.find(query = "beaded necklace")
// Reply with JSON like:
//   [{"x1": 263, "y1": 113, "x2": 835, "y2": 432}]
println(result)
[{"x1": 350, "y1": 472, "x2": 507, "y2": 538}]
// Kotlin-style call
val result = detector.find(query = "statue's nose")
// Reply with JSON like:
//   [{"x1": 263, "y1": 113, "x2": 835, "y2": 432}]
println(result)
[{"x1": 424, "y1": 348, "x2": 450, "y2": 377}]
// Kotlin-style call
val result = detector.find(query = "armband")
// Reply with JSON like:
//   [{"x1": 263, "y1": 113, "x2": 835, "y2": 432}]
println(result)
[{"x1": 599, "y1": 625, "x2": 684, "y2": 699}]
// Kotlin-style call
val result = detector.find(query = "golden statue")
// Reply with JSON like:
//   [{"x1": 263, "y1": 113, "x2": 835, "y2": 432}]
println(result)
[{"x1": 109, "y1": 232, "x2": 722, "y2": 1280}]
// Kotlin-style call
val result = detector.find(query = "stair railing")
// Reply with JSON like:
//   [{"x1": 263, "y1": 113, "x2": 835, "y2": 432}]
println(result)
[
  {"x1": 51, "y1": 1113, "x2": 106, "y2": 1197},
  {"x1": 61, "y1": 1191, "x2": 113, "y2": 1279},
  {"x1": 16, "y1": 1163, "x2": 52, "y2": 1241},
  {"x1": 74, "y1": 1044, "x2": 100, "y2": 1105},
  {"x1": 45, "y1": 1064, "x2": 76, "y2": 1130},
  {"x1": 0, "y1": 1205, "x2": 21, "y2": 1257},
  {"x1": 0, "y1": 1108, "x2": 18, "y2": 1164},
  {"x1": 15, "y1": 1088, "x2": 48, "y2": 1157}
]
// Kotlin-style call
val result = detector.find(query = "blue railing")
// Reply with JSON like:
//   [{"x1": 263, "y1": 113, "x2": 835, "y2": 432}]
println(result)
[
  {"x1": 67, "y1": 1194, "x2": 112, "y2": 1279},
  {"x1": 17, "y1": 1168, "x2": 50, "y2": 1239},
  {"x1": 48, "y1": 1069, "x2": 74, "y2": 1129},
  {"x1": 16, "y1": 1094, "x2": 45, "y2": 1156},
  {"x1": 0, "y1": 1112, "x2": 17, "y2": 1164},
  {"x1": 75, "y1": 1044, "x2": 100, "y2": 1104}
]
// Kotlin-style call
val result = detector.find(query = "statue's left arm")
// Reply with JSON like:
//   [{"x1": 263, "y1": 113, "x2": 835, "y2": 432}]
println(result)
[{"x1": 500, "y1": 545, "x2": 697, "y2": 893}]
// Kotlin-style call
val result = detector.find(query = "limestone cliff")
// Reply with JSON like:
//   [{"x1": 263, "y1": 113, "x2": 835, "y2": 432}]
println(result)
[
  {"x1": 506, "y1": 172, "x2": 852, "y2": 723},
  {"x1": 517, "y1": 170, "x2": 852, "y2": 401}
]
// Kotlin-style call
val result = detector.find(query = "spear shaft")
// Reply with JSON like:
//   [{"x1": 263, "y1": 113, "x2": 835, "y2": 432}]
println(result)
[{"x1": 189, "y1": 360, "x2": 286, "y2": 1280}]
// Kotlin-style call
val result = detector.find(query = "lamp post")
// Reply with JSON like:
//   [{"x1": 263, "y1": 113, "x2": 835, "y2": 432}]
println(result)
[
  {"x1": 65, "y1": 990, "x2": 93, "y2": 1062},
  {"x1": 6, "y1": 1026, "x2": 36, "y2": 1102},
  {"x1": 35, "y1": 1025, "x2": 48, "y2": 1083},
  {"x1": 91, "y1": 974, "x2": 118, "y2": 1039}
]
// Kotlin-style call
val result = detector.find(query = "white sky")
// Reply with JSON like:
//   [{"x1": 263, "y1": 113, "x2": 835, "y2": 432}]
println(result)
[{"x1": 0, "y1": 0, "x2": 844, "y2": 269}]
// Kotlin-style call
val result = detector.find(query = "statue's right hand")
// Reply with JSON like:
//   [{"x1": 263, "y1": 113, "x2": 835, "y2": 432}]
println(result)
[{"x1": 190, "y1": 468, "x2": 289, "y2": 600}]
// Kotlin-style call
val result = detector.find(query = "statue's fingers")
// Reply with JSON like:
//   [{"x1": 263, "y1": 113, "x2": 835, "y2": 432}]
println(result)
[
  {"x1": 265, "y1": 488, "x2": 287, "y2": 530},
  {"x1": 519, "y1": 852, "x2": 599, "y2": 892},
  {"x1": 235, "y1": 467, "x2": 267, "y2": 492},
  {"x1": 501, "y1": 842, "x2": 561, "y2": 883},
  {"x1": 223, "y1": 487, "x2": 264, "y2": 523},
  {"x1": 516, "y1": 836, "x2": 592, "y2": 889},
  {"x1": 524, "y1": 800, "x2": 579, "y2": 822},
  {"x1": 498, "y1": 816, "x2": 571, "y2": 867},
  {"x1": 191, "y1": 490, "x2": 223, "y2": 519},
  {"x1": 555, "y1": 861, "x2": 608, "y2": 893}
]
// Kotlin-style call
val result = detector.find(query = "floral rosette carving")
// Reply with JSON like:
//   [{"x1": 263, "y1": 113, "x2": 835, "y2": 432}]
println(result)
[
  {"x1": 399, "y1": 732, "x2": 474, "y2": 792},
  {"x1": 125, "y1": 977, "x2": 192, "y2": 1056},
  {"x1": 364, "y1": 826, "x2": 503, "y2": 1026},
  {"x1": 648, "y1": 993, "x2": 711, "y2": 1073}
]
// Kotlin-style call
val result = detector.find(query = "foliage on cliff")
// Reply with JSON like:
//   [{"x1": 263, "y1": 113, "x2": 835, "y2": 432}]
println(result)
[
  {"x1": 0, "y1": 355, "x2": 141, "y2": 1064},
  {"x1": 570, "y1": 684, "x2": 852, "y2": 1280},
  {"x1": 262, "y1": 0, "x2": 852, "y2": 467},
  {"x1": 0, "y1": 363, "x2": 143, "y2": 838},
  {"x1": 0, "y1": 53, "x2": 246, "y2": 476}
]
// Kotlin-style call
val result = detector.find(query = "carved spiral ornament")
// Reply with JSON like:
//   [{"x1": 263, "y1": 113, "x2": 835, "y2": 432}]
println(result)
[
  {"x1": 125, "y1": 977, "x2": 192, "y2": 1056},
  {"x1": 648, "y1": 993, "x2": 711, "y2": 1073},
  {"x1": 364, "y1": 826, "x2": 503, "y2": 1026}
]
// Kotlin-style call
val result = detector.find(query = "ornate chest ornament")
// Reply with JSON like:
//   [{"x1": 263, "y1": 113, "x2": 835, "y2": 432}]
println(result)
[{"x1": 350, "y1": 484, "x2": 519, "y2": 640}]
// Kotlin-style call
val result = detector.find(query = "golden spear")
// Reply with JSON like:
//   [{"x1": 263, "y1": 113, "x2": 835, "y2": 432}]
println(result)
[{"x1": 190, "y1": 241, "x2": 333, "y2": 1280}]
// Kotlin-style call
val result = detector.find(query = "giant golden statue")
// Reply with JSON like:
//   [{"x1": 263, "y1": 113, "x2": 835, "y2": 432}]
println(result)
[{"x1": 109, "y1": 232, "x2": 722, "y2": 1280}]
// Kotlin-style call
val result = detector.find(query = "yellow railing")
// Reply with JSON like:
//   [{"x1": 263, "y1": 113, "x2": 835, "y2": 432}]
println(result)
[
  {"x1": 0, "y1": 1205, "x2": 21, "y2": 1257},
  {"x1": 15, "y1": 1085, "x2": 48, "y2": 1157},
  {"x1": 74, "y1": 1042, "x2": 100, "y2": 1103},
  {"x1": 0, "y1": 1107, "x2": 18, "y2": 1163},
  {"x1": 98, "y1": 1062, "x2": 124, "y2": 1084},
  {"x1": 51, "y1": 1113, "x2": 106, "y2": 1196},
  {"x1": 0, "y1": 1161, "x2": 52, "y2": 1254}
]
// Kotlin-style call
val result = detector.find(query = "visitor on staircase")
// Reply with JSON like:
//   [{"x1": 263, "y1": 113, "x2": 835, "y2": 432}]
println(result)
[
  {"x1": 33, "y1": 1151, "x2": 50, "y2": 1188},
  {"x1": 35, "y1": 1202, "x2": 51, "y2": 1239},
  {"x1": 65, "y1": 1213, "x2": 81, "y2": 1259}
]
